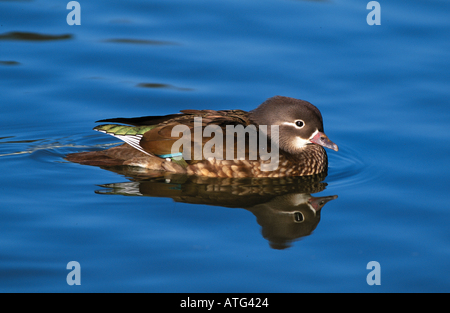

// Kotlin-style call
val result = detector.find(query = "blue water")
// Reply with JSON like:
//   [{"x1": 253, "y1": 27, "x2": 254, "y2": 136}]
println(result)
[{"x1": 1, "y1": 0, "x2": 449, "y2": 292}]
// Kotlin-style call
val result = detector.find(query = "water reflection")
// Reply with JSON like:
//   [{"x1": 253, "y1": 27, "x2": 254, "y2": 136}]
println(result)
[
  {"x1": 0, "y1": 31, "x2": 72, "y2": 41},
  {"x1": 136, "y1": 82, "x2": 193, "y2": 91},
  {"x1": 102, "y1": 38, "x2": 178, "y2": 45},
  {"x1": 94, "y1": 167, "x2": 337, "y2": 249},
  {"x1": 0, "y1": 60, "x2": 20, "y2": 66}
]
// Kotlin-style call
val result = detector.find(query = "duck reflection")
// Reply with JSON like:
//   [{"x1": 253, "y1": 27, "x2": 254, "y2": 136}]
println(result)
[{"x1": 93, "y1": 166, "x2": 337, "y2": 249}]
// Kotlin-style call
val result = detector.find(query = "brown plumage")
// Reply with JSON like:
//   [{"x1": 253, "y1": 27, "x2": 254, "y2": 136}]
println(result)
[{"x1": 66, "y1": 96, "x2": 338, "y2": 177}]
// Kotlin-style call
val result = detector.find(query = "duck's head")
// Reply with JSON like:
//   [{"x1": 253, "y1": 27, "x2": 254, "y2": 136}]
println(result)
[{"x1": 249, "y1": 96, "x2": 338, "y2": 154}]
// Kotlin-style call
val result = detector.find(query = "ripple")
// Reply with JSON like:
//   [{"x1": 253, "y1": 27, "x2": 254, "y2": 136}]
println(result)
[
  {"x1": 325, "y1": 143, "x2": 380, "y2": 188},
  {"x1": 0, "y1": 60, "x2": 20, "y2": 66},
  {"x1": 0, "y1": 134, "x2": 118, "y2": 161},
  {"x1": 0, "y1": 31, "x2": 72, "y2": 41},
  {"x1": 102, "y1": 38, "x2": 178, "y2": 45},
  {"x1": 136, "y1": 82, "x2": 194, "y2": 91}
]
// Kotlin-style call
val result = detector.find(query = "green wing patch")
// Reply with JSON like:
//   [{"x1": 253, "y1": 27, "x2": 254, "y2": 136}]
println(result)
[
  {"x1": 171, "y1": 156, "x2": 188, "y2": 168},
  {"x1": 94, "y1": 124, "x2": 157, "y2": 136}
]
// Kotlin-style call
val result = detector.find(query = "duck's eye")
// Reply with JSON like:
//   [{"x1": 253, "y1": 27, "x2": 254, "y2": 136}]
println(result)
[
  {"x1": 295, "y1": 120, "x2": 305, "y2": 128},
  {"x1": 294, "y1": 212, "x2": 304, "y2": 223}
]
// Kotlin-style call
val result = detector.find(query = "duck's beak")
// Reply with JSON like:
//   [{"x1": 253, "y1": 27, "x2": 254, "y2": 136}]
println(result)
[
  {"x1": 308, "y1": 195, "x2": 338, "y2": 212},
  {"x1": 310, "y1": 131, "x2": 339, "y2": 151}
]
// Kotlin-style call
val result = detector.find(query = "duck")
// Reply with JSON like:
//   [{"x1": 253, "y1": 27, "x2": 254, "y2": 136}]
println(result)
[{"x1": 66, "y1": 96, "x2": 338, "y2": 177}]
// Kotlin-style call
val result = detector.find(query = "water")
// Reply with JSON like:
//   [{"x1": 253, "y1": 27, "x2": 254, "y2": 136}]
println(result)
[{"x1": 1, "y1": 0, "x2": 449, "y2": 292}]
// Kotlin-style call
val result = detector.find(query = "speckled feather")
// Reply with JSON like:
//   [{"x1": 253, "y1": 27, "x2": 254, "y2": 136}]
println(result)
[{"x1": 66, "y1": 96, "x2": 336, "y2": 177}]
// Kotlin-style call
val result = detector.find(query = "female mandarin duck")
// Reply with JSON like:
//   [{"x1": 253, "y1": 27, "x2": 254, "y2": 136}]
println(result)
[{"x1": 66, "y1": 96, "x2": 338, "y2": 177}]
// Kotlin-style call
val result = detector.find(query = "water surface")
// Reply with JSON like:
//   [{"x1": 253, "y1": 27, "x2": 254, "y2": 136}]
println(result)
[{"x1": 0, "y1": 0, "x2": 449, "y2": 292}]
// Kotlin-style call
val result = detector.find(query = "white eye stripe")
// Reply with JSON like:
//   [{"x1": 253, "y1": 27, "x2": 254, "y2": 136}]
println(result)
[
  {"x1": 282, "y1": 122, "x2": 298, "y2": 127},
  {"x1": 282, "y1": 120, "x2": 305, "y2": 129},
  {"x1": 308, "y1": 129, "x2": 319, "y2": 139}
]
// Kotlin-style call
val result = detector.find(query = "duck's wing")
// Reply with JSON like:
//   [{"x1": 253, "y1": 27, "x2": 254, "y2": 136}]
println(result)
[
  {"x1": 96, "y1": 113, "x2": 183, "y2": 126},
  {"x1": 95, "y1": 109, "x2": 252, "y2": 160}
]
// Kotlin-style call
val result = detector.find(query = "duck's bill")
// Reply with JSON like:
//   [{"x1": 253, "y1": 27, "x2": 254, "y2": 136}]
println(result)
[
  {"x1": 308, "y1": 195, "x2": 338, "y2": 211},
  {"x1": 309, "y1": 131, "x2": 339, "y2": 151}
]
